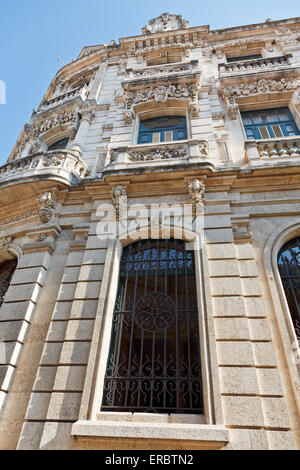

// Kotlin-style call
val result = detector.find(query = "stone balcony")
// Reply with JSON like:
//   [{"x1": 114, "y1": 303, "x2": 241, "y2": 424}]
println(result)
[
  {"x1": 245, "y1": 136, "x2": 300, "y2": 166},
  {"x1": 219, "y1": 54, "x2": 293, "y2": 77},
  {"x1": 123, "y1": 60, "x2": 200, "y2": 84},
  {"x1": 36, "y1": 84, "x2": 89, "y2": 115},
  {"x1": 104, "y1": 139, "x2": 212, "y2": 173},
  {"x1": 0, "y1": 150, "x2": 88, "y2": 188}
]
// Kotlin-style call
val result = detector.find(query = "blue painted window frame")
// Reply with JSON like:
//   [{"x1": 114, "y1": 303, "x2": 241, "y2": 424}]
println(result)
[
  {"x1": 138, "y1": 116, "x2": 187, "y2": 144},
  {"x1": 241, "y1": 108, "x2": 299, "y2": 140}
]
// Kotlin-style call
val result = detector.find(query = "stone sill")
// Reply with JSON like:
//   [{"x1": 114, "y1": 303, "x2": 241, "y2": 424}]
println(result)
[{"x1": 72, "y1": 418, "x2": 229, "y2": 446}]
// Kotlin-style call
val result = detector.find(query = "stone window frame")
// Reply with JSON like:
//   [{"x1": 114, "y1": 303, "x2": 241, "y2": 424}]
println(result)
[
  {"x1": 37, "y1": 128, "x2": 74, "y2": 153},
  {"x1": 221, "y1": 81, "x2": 300, "y2": 136},
  {"x1": 263, "y1": 222, "x2": 300, "y2": 403},
  {"x1": 71, "y1": 226, "x2": 228, "y2": 447},
  {"x1": 132, "y1": 104, "x2": 192, "y2": 146}
]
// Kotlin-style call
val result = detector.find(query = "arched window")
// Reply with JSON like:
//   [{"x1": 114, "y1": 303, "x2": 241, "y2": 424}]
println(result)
[
  {"x1": 138, "y1": 116, "x2": 187, "y2": 144},
  {"x1": 101, "y1": 239, "x2": 204, "y2": 415},
  {"x1": 278, "y1": 238, "x2": 300, "y2": 340},
  {"x1": 0, "y1": 259, "x2": 17, "y2": 308},
  {"x1": 47, "y1": 138, "x2": 69, "y2": 151}
]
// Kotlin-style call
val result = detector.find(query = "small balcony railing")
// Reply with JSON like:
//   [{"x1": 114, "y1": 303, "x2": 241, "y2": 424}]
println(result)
[
  {"x1": 123, "y1": 60, "x2": 200, "y2": 83},
  {"x1": 37, "y1": 84, "x2": 89, "y2": 114},
  {"x1": 220, "y1": 55, "x2": 292, "y2": 76},
  {"x1": 0, "y1": 150, "x2": 88, "y2": 187},
  {"x1": 105, "y1": 139, "x2": 210, "y2": 171},
  {"x1": 245, "y1": 136, "x2": 300, "y2": 163}
]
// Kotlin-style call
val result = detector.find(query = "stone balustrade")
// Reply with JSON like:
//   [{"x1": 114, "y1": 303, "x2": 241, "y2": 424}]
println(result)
[
  {"x1": 220, "y1": 55, "x2": 292, "y2": 75},
  {"x1": 245, "y1": 136, "x2": 300, "y2": 164},
  {"x1": 124, "y1": 60, "x2": 200, "y2": 82},
  {"x1": 105, "y1": 139, "x2": 210, "y2": 171},
  {"x1": 0, "y1": 150, "x2": 88, "y2": 187},
  {"x1": 37, "y1": 84, "x2": 89, "y2": 114}
]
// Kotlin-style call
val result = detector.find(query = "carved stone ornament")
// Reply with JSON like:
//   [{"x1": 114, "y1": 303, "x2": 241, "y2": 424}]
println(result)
[
  {"x1": 0, "y1": 210, "x2": 40, "y2": 228},
  {"x1": 187, "y1": 179, "x2": 205, "y2": 214},
  {"x1": 142, "y1": 13, "x2": 189, "y2": 35},
  {"x1": 222, "y1": 78, "x2": 300, "y2": 120},
  {"x1": 111, "y1": 185, "x2": 127, "y2": 220},
  {"x1": 128, "y1": 146, "x2": 187, "y2": 162},
  {"x1": 42, "y1": 154, "x2": 63, "y2": 167},
  {"x1": 0, "y1": 237, "x2": 12, "y2": 253},
  {"x1": 232, "y1": 224, "x2": 253, "y2": 244},
  {"x1": 80, "y1": 107, "x2": 96, "y2": 124},
  {"x1": 38, "y1": 191, "x2": 57, "y2": 224},
  {"x1": 11, "y1": 110, "x2": 78, "y2": 160},
  {"x1": 124, "y1": 83, "x2": 200, "y2": 123}
]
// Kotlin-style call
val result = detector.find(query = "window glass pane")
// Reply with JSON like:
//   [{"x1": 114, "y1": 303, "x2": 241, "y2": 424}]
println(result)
[
  {"x1": 164, "y1": 131, "x2": 173, "y2": 142},
  {"x1": 278, "y1": 109, "x2": 290, "y2": 121},
  {"x1": 152, "y1": 132, "x2": 161, "y2": 143},
  {"x1": 258, "y1": 126, "x2": 270, "y2": 139},
  {"x1": 0, "y1": 259, "x2": 17, "y2": 307},
  {"x1": 242, "y1": 114, "x2": 252, "y2": 125},
  {"x1": 266, "y1": 111, "x2": 278, "y2": 123},
  {"x1": 272, "y1": 125, "x2": 284, "y2": 138},
  {"x1": 48, "y1": 138, "x2": 69, "y2": 151},
  {"x1": 245, "y1": 128, "x2": 256, "y2": 140},
  {"x1": 252, "y1": 113, "x2": 263, "y2": 124},
  {"x1": 285, "y1": 125, "x2": 297, "y2": 136},
  {"x1": 226, "y1": 54, "x2": 262, "y2": 63},
  {"x1": 278, "y1": 238, "x2": 300, "y2": 340}
]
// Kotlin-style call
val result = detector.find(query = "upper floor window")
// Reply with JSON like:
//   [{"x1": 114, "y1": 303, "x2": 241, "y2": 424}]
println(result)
[
  {"x1": 138, "y1": 116, "x2": 187, "y2": 144},
  {"x1": 241, "y1": 108, "x2": 300, "y2": 140},
  {"x1": 0, "y1": 259, "x2": 17, "y2": 308},
  {"x1": 278, "y1": 238, "x2": 300, "y2": 341},
  {"x1": 226, "y1": 54, "x2": 262, "y2": 63},
  {"x1": 47, "y1": 138, "x2": 69, "y2": 151},
  {"x1": 101, "y1": 239, "x2": 204, "y2": 415}
]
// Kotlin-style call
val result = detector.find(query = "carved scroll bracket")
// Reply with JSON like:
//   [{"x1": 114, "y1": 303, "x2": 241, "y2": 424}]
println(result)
[
  {"x1": 187, "y1": 179, "x2": 205, "y2": 216},
  {"x1": 111, "y1": 185, "x2": 128, "y2": 220},
  {"x1": 232, "y1": 220, "x2": 253, "y2": 244},
  {"x1": 38, "y1": 191, "x2": 57, "y2": 224}
]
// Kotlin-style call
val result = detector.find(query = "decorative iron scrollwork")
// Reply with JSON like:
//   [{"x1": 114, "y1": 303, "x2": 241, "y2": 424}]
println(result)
[
  {"x1": 135, "y1": 292, "x2": 175, "y2": 332},
  {"x1": 102, "y1": 239, "x2": 204, "y2": 415}
]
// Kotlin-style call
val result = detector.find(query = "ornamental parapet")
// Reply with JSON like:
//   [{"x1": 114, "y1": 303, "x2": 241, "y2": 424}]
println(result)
[
  {"x1": 219, "y1": 54, "x2": 293, "y2": 77},
  {"x1": 36, "y1": 84, "x2": 89, "y2": 115},
  {"x1": 123, "y1": 60, "x2": 200, "y2": 83},
  {"x1": 0, "y1": 150, "x2": 88, "y2": 188},
  {"x1": 105, "y1": 139, "x2": 210, "y2": 171},
  {"x1": 245, "y1": 136, "x2": 300, "y2": 166}
]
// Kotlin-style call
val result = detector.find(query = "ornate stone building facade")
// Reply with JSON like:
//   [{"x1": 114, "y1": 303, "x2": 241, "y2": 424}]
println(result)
[{"x1": 0, "y1": 13, "x2": 300, "y2": 450}]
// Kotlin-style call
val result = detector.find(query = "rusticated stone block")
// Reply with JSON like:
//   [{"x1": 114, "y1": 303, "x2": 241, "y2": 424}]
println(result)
[
  {"x1": 46, "y1": 392, "x2": 82, "y2": 421},
  {"x1": 223, "y1": 396, "x2": 264, "y2": 427}
]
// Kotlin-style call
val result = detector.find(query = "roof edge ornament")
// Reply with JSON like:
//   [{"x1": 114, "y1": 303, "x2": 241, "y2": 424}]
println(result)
[{"x1": 142, "y1": 13, "x2": 190, "y2": 35}]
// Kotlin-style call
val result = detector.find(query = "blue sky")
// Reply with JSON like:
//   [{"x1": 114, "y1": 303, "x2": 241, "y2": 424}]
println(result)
[{"x1": 0, "y1": 0, "x2": 299, "y2": 165}]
